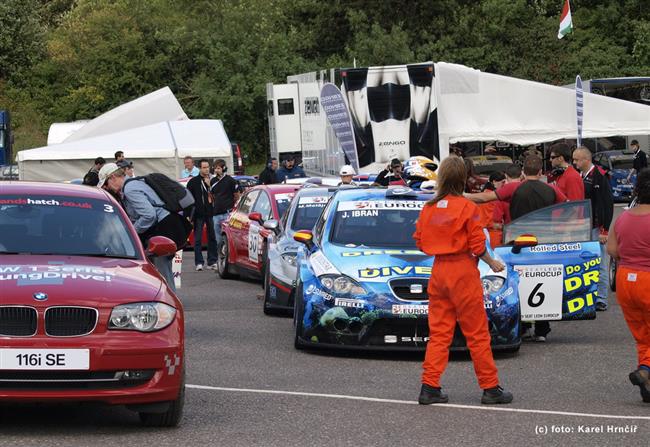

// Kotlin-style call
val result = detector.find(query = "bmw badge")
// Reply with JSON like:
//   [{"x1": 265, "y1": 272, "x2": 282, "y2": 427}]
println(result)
[{"x1": 33, "y1": 292, "x2": 48, "y2": 301}]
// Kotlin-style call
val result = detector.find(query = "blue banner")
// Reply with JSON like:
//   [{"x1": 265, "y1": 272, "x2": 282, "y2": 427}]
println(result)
[
  {"x1": 576, "y1": 75, "x2": 583, "y2": 146},
  {"x1": 320, "y1": 83, "x2": 360, "y2": 172}
]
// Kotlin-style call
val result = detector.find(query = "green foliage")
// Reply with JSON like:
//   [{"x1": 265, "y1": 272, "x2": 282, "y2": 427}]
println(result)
[{"x1": 1, "y1": 0, "x2": 648, "y2": 158}]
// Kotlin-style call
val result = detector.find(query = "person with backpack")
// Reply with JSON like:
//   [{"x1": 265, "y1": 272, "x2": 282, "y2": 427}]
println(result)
[
  {"x1": 98, "y1": 163, "x2": 194, "y2": 292},
  {"x1": 82, "y1": 157, "x2": 106, "y2": 186}
]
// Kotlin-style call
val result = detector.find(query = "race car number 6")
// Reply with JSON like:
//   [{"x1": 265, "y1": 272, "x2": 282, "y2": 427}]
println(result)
[{"x1": 527, "y1": 283, "x2": 545, "y2": 307}]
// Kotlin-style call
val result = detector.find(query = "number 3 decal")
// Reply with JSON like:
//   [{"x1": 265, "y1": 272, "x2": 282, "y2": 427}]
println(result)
[{"x1": 103, "y1": 204, "x2": 114, "y2": 213}]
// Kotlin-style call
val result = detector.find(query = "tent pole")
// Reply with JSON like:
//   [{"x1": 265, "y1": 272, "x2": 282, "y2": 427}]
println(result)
[{"x1": 167, "y1": 120, "x2": 179, "y2": 178}]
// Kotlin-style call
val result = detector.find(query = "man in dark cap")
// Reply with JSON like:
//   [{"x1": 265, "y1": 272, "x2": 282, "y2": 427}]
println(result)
[{"x1": 373, "y1": 158, "x2": 407, "y2": 186}]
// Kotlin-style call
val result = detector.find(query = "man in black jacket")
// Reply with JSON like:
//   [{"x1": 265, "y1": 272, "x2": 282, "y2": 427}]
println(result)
[
  {"x1": 629, "y1": 139, "x2": 648, "y2": 183},
  {"x1": 82, "y1": 157, "x2": 106, "y2": 186},
  {"x1": 573, "y1": 147, "x2": 614, "y2": 311},
  {"x1": 258, "y1": 158, "x2": 279, "y2": 185},
  {"x1": 186, "y1": 159, "x2": 218, "y2": 271}
]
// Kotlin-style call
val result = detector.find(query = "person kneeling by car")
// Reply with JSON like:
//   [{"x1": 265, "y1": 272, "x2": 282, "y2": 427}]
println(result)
[
  {"x1": 413, "y1": 155, "x2": 513, "y2": 405},
  {"x1": 99, "y1": 163, "x2": 190, "y2": 292}
]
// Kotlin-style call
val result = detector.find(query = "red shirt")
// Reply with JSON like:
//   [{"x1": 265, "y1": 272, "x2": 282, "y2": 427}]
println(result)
[
  {"x1": 554, "y1": 166, "x2": 584, "y2": 201},
  {"x1": 413, "y1": 195, "x2": 486, "y2": 257},
  {"x1": 495, "y1": 179, "x2": 567, "y2": 204}
]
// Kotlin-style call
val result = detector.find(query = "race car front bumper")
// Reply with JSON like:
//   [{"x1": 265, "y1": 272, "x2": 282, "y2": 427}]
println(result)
[{"x1": 0, "y1": 329, "x2": 183, "y2": 405}]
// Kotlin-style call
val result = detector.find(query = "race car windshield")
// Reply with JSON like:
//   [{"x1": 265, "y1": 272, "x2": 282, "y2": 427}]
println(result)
[
  {"x1": 290, "y1": 196, "x2": 330, "y2": 231},
  {"x1": 0, "y1": 195, "x2": 138, "y2": 258},
  {"x1": 329, "y1": 200, "x2": 423, "y2": 248},
  {"x1": 611, "y1": 157, "x2": 633, "y2": 170},
  {"x1": 472, "y1": 162, "x2": 511, "y2": 175}
]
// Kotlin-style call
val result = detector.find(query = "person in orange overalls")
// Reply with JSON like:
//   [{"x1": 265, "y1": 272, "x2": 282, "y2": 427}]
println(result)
[
  {"x1": 413, "y1": 156, "x2": 513, "y2": 405},
  {"x1": 607, "y1": 168, "x2": 650, "y2": 403}
]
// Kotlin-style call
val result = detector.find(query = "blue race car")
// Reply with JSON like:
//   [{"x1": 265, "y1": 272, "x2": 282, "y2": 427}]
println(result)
[
  {"x1": 291, "y1": 187, "x2": 601, "y2": 352},
  {"x1": 593, "y1": 150, "x2": 636, "y2": 202},
  {"x1": 262, "y1": 186, "x2": 338, "y2": 315}
]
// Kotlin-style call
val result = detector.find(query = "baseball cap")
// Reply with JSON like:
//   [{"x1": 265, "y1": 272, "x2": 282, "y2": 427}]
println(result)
[
  {"x1": 97, "y1": 163, "x2": 121, "y2": 188},
  {"x1": 117, "y1": 159, "x2": 133, "y2": 169},
  {"x1": 339, "y1": 165, "x2": 356, "y2": 176}
]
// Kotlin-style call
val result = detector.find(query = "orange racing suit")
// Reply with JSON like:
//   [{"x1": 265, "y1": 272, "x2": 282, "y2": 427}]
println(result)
[{"x1": 414, "y1": 195, "x2": 500, "y2": 389}]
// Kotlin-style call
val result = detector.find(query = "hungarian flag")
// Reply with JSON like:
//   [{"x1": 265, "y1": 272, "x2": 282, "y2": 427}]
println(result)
[{"x1": 558, "y1": 0, "x2": 573, "y2": 39}]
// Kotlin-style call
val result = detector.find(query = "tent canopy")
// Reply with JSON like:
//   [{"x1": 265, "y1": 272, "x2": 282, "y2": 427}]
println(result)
[
  {"x1": 63, "y1": 86, "x2": 188, "y2": 143},
  {"x1": 434, "y1": 62, "x2": 650, "y2": 158},
  {"x1": 18, "y1": 120, "x2": 232, "y2": 182}
]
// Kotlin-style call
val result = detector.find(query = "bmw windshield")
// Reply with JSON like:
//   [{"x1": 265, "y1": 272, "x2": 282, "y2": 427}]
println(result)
[
  {"x1": 329, "y1": 199, "x2": 424, "y2": 248},
  {"x1": 0, "y1": 195, "x2": 138, "y2": 258}
]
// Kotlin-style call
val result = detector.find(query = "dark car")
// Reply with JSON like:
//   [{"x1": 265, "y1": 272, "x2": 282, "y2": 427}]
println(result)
[{"x1": 593, "y1": 150, "x2": 636, "y2": 202}]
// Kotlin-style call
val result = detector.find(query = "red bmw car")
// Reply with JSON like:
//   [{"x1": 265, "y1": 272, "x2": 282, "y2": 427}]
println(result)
[
  {"x1": 217, "y1": 184, "x2": 299, "y2": 280},
  {"x1": 0, "y1": 182, "x2": 184, "y2": 427}
]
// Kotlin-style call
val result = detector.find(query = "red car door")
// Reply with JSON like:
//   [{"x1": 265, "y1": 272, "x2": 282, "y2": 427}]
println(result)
[
  {"x1": 242, "y1": 191, "x2": 273, "y2": 270},
  {"x1": 231, "y1": 190, "x2": 259, "y2": 267}
]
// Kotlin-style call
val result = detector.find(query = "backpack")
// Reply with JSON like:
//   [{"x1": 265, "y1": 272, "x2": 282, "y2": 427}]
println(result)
[{"x1": 127, "y1": 173, "x2": 195, "y2": 215}]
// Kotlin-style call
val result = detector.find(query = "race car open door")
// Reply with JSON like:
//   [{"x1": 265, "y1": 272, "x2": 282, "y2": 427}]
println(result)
[{"x1": 495, "y1": 200, "x2": 600, "y2": 321}]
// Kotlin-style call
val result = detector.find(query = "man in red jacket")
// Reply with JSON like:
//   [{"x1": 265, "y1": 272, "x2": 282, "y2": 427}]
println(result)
[{"x1": 549, "y1": 143, "x2": 584, "y2": 201}]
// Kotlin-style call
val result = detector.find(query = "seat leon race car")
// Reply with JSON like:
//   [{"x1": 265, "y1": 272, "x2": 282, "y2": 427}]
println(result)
[
  {"x1": 291, "y1": 187, "x2": 601, "y2": 351},
  {"x1": 217, "y1": 184, "x2": 299, "y2": 280},
  {"x1": 0, "y1": 182, "x2": 184, "y2": 426},
  {"x1": 262, "y1": 186, "x2": 337, "y2": 314}
]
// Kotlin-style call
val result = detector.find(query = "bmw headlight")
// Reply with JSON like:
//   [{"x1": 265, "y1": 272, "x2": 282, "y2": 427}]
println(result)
[
  {"x1": 482, "y1": 276, "x2": 505, "y2": 295},
  {"x1": 281, "y1": 252, "x2": 298, "y2": 267},
  {"x1": 319, "y1": 275, "x2": 366, "y2": 295},
  {"x1": 108, "y1": 302, "x2": 176, "y2": 332}
]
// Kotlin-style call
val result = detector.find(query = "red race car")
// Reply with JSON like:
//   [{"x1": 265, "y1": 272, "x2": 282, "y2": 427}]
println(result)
[
  {"x1": 217, "y1": 184, "x2": 299, "y2": 280},
  {"x1": 0, "y1": 182, "x2": 184, "y2": 427}
]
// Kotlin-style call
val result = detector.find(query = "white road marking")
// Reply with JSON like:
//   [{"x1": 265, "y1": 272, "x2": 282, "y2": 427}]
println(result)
[{"x1": 187, "y1": 384, "x2": 650, "y2": 421}]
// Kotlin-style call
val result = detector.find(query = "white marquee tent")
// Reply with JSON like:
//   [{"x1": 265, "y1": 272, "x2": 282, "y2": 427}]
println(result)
[
  {"x1": 18, "y1": 120, "x2": 233, "y2": 182},
  {"x1": 434, "y1": 62, "x2": 650, "y2": 159}
]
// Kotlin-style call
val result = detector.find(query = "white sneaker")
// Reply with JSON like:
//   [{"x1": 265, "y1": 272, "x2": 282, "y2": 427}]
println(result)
[
  {"x1": 521, "y1": 327, "x2": 534, "y2": 340},
  {"x1": 207, "y1": 264, "x2": 218, "y2": 271},
  {"x1": 195, "y1": 264, "x2": 203, "y2": 271}
]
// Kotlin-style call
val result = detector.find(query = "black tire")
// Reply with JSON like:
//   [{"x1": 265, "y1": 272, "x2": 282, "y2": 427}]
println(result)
[
  {"x1": 217, "y1": 234, "x2": 237, "y2": 279},
  {"x1": 139, "y1": 371, "x2": 185, "y2": 427},
  {"x1": 260, "y1": 241, "x2": 268, "y2": 289},
  {"x1": 262, "y1": 252, "x2": 275, "y2": 315},
  {"x1": 293, "y1": 280, "x2": 305, "y2": 350},
  {"x1": 609, "y1": 256, "x2": 617, "y2": 292}
]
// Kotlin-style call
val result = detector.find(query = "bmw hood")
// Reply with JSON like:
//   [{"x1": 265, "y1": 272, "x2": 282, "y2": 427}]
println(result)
[{"x1": 0, "y1": 255, "x2": 164, "y2": 306}]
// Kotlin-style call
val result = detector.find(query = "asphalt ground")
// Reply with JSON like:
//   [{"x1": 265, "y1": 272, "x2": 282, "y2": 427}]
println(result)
[{"x1": 2, "y1": 205, "x2": 648, "y2": 447}]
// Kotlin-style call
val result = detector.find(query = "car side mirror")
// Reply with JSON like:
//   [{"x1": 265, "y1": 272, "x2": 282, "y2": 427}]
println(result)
[
  {"x1": 147, "y1": 236, "x2": 177, "y2": 257},
  {"x1": 248, "y1": 212, "x2": 263, "y2": 224},
  {"x1": 263, "y1": 219, "x2": 279, "y2": 233},
  {"x1": 511, "y1": 234, "x2": 538, "y2": 254},
  {"x1": 293, "y1": 230, "x2": 313, "y2": 248}
]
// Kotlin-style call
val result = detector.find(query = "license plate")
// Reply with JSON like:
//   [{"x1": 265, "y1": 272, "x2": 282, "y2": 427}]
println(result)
[{"x1": 0, "y1": 349, "x2": 89, "y2": 370}]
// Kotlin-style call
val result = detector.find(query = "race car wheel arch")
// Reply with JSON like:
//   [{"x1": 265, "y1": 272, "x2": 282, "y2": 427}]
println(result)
[
  {"x1": 138, "y1": 368, "x2": 185, "y2": 427},
  {"x1": 293, "y1": 279, "x2": 306, "y2": 350},
  {"x1": 217, "y1": 233, "x2": 237, "y2": 279}
]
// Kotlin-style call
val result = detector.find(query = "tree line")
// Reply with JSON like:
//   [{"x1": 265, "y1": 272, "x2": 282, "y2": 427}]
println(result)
[{"x1": 1, "y1": 0, "x2": 648, "y2": 160}]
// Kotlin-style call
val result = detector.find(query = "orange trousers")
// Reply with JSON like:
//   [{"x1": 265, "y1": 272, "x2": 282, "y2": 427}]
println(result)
[
  {"x1": 616, "y1": 266, "x2": 650, "y2": 367},
  {"x1": 422, "y1": 254, "x2": 500, "y2": 389}
]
